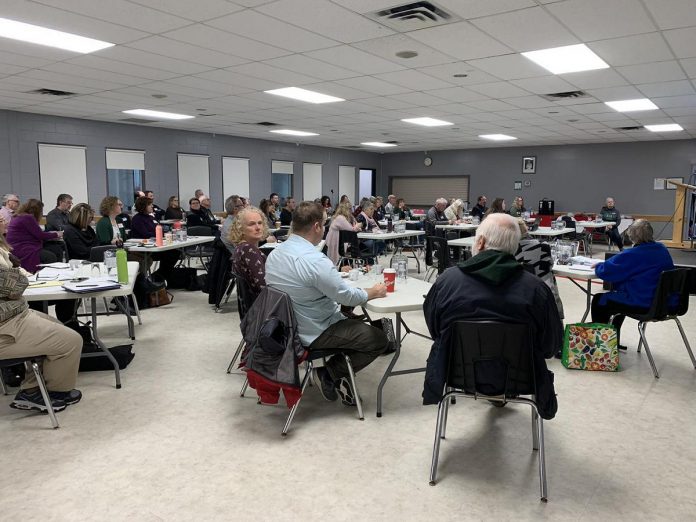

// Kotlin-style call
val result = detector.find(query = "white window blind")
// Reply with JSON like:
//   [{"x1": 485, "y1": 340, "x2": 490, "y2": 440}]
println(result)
[
  {"x1": 338, "y1": 165, "x2": 356, "y2": 206},
  {"x1": 303, "y1": 163, "x2": 322, "y2": 201},
  {"x1": 39, "y1": 144, "x2": 88, "y2": 207},
  {"x1": 106, "y1": 148, "x2": 145, "y2": 170},
  {"x1": 391, "y1": 176, "x2": 470, "y2": 207},
  {"x1": 178, "y1": 154, "x2": 210, "y2": 206},
  {"x1": 272, "y1": 160, "x2": 294, "y2": 174},
  {"x1": 223, "y1": 157, "x2": 250, "y2": 201}
]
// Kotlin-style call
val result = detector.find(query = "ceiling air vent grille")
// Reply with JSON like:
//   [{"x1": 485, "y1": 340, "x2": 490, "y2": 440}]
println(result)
[
  {"x1": 540, "y1": 90, "x2": 590, "y2": 101},
  {"x1": 615, "y1": 126, "x2": 643, "y2": 131},
  {"x1": 368, "y1": 2, "x2": 459, "y2": 31},
  {"x1": 256, "y1": 121, "x2": 279, "y2": 126},
  {"x1": 27, "y1": 88, "x2": 77, "y2": 96}
]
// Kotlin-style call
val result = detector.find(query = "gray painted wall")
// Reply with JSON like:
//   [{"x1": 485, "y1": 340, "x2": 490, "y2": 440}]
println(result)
[
  {"x1": 0, "y1": 109, "x2": 380, "y2": 210},
  {"x1": 379, "y1": 140, "x2": 696, "y2": 214}
]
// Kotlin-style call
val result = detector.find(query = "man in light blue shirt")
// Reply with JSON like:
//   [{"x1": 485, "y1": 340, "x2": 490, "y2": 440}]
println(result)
[{"x1": 265, "y1": 201, "x2": 388, "y2": 405}]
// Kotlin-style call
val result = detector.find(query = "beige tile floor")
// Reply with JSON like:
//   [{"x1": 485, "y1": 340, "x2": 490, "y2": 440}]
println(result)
[{"x1": 1, "y1": 252, "x2": 695, "y2": 521}]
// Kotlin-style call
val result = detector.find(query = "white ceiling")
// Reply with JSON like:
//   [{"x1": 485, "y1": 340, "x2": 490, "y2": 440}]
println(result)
[{"x1": 1, "y1": 0, "x2": 695, "y2": 151}]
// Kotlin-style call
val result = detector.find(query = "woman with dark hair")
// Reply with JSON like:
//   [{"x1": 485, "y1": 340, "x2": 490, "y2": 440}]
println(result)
[
  {"x1": 96, "y1": 196, "x2": 125, "y2": 246},
  {"x1": 395, "y1": 198, "x2": 411, "y2": 220},
  {"x1": 130, "y1": 196, "x2": 179, "y2": 281},
  {"x1": 320, "y1": 196, "x2": 334, "y2": 217},
  {"x1": 63, "y1": 203, "x2": 98, "y2": 259},
  {"x1": 259, "y1": 199, "x2": 276, "y2": 228},
  {"x1": 483, "y1": 198, "x2": 506, "y2": 219},
  {"x1": 6, "y1": 199, "x2": 63, "y2": 272},
  {"x1": 164, "y1": 195, "x2": 184, "y2": 220}
]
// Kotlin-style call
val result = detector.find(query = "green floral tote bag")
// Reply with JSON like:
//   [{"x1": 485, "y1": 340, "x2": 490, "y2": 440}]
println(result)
[{"x1": 562, "y1": 323, "x2": 620, "y2": 372}]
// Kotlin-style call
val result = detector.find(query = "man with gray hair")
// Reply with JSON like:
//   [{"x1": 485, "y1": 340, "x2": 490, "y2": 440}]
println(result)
[
  {"x1": 423, "y1": 213, "x2": 562, "y2": 420},
  {"x1": 0, "y1": 194, "x2": 20, "y2": 225}
]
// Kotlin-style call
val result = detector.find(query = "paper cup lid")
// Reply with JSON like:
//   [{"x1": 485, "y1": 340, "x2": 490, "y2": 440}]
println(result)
[{"x1": 383, "y1": 268, "x2": 396, "y2": 273}]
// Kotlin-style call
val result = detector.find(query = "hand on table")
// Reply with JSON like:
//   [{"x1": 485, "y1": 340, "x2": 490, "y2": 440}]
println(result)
[
  {"x1": 367, "y1": 282, "x2": 387, "y2": 300},
  {"x1": 340, "y1": 265, "x2": 351, "y2": 273}
]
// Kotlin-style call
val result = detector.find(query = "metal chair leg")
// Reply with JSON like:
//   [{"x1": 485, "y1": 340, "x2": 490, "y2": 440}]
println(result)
[
  {"x1": 343, "y1": 355, "x2": 364, "y2": 421},
  {"x1": 28, "y1": 361, "x2": 59, "y2": 429},
  {"x1": 536, "y1": 413, "x2": 548, "y2": 502},
  {"x1": 131, "y1": 295, "x2": 142, "y2": 325},
  {"x1": 282, "y1": 361, "x2": 314, "y2": 437},
  {"x1": 0, "y1": 371, "x2": 7, "y2": 395},
  {"x1": 638, "y1": 322, "x2": 659, "y2": 378},
  {"x1": 441, "y1": 387, "x2": 452, "y2": 439},
  {"x1": 674, "y1": 317, "x2": 696, "y2": 368},
  {"x1": 227, "y1": 339, "x2": 245, "y2": 374},
  {"x1": 239, "y1": 377, "x2": 249, "y2": 397},
  {"x1": 429, "y1": 395, "x2": 449, "y2": 485},
  {"x1": 531, "y1": 408, "x2": 539, "y2": 450}
]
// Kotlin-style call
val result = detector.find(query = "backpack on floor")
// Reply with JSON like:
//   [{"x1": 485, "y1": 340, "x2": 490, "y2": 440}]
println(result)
[
  {"x1": 79, "y1": 344, "x2": 135, "y2": 372},
  {"x1": 562, "y1": 323, "x2": 619, "y2": 372}
]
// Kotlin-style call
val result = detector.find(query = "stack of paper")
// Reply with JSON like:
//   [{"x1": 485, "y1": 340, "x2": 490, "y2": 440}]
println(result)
[
  {"x1": 62, "y1": 279, "x2": 121, "y2": 294},
  {"x1": 570, "y1": 256, "x2": 601, "y2": 267}
]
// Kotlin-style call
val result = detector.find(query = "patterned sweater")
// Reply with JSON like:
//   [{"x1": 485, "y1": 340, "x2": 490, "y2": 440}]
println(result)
[
  {"x1": 231, "y1": 242, "x2": 267, "y2": 294},
  {"x1": 0, "y1": 266, "x2": 29, "y2": 324}
]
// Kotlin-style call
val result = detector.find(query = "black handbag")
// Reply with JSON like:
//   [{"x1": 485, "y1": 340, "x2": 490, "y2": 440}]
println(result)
[
  {"x1": 134, "y1": 274, "x2": 167, "y2": 308},
  {"x1": 165, "y1": 267, "x2": 201, "y2": 290}
]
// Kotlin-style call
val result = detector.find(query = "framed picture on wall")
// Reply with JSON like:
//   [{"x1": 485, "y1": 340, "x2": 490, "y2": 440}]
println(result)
[
  {"x1": 666, "y1": 177, "x2": 683, "y2": 189},
  {"x1": 514, "y1": 181, "x2": 522, "y2": 190},
  {"x1": 522, "y1": 156, "x2": 536, "y2": 174}
]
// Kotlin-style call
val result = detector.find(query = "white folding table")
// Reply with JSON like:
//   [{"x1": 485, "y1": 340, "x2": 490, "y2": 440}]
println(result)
[
  {"x1": 529, "y1": 227, "x2": 574, "y2": 238},
  {"x1": 447, "y1": 236, "x2": 476, "y2": 249},
  {"x1": 24, "y1": 261, "x2": 140, "y2": 389},
  {"x1": 552, "y1": 264, "x2": 601, "y2": 322},
  {"x1": 351, "y1": 275, "x2": 432, "y2": 417},
  {"x1": 125, "y1": 236, "x2": 214, "y2": 271},
  {"x1": 435, "y1": 223, "x2": 478, "y2": 232}
]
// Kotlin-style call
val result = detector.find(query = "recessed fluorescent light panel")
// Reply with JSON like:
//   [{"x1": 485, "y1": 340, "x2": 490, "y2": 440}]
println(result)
[
  {"x1": 644, "y1": 123, "x2": 683, "y2": 132},
  {"x1": 269, "y1": 129, "x2": 318, "y2": 136},
  {"x1": 122, "y1": 109, "x2": 194, "y2": 120},
  {"x1": 361, "y1": 142, "x2": 397, "y2": 148},
  {"x1": 0, "y1": 17, "x2": 114, "y2": 53},
  {"x1": 605, "y1": 98, "x2": 659, "y2": 112},
  {"x1": 479, "y1": 134, "x2": 517, "y2": 141},
  {"x1": 521, "y1": 44, "x2": 609, "y2": 74},
  {"x1": 264, "y1": 87, "x2": 344, "y2": 104},
  {"x1": 401, "y1": 117, "x2": 453, "y2": 127}
]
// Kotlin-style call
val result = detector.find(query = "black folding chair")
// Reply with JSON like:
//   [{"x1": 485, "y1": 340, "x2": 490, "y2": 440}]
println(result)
[
  {"x1": 184, "y1": 226, "x2": 215, "y2": 270},
  {"x1": 424, "y1": 236, "x2": 454, "y2": 282},
  {"x1": 560, "y1": 216, "x2": 590, "y2": 255},
  {"x1": 226, "y1": 273, "x2": 260, "y2": 373},
  {"x1": 429, "y1": 321, "x2": 549, "y2": 502},
  {"x1": 1, "y1": 356, "x2": 60, "y2": 429},
  {"x1": 337, "y1": 229, "x2": 373, "y2": 268},
  {"x1": 621, "y1": 268, "x2": 695, "y2": 379}
]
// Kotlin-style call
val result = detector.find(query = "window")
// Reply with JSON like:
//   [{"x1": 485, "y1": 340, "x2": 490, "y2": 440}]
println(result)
[
  {"x1": 106, "y1": 149, "x2": 145, "y2": 212},
  {"x1": 272, "y1": 160, "x2": 294, "y2": 201}
]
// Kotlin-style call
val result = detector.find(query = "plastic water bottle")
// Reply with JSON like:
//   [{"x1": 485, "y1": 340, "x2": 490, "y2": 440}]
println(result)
[
  {"x1": 116, "y1": 249, "x2": 128, "y2": 284},
  {"x1": 387, "y1": 216, "x2": 393, "y2": 232},
  {"x1": 104, "y1": 249, "x2": 117, "y2": 275},
  {"x1": 155, "y1": 223, "x2": 163, "y2": 246}
]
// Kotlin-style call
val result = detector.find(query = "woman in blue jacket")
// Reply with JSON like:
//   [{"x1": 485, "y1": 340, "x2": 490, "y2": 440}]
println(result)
[{"x1": 591, "y1": 219, "x2": 674, "y2": 344}]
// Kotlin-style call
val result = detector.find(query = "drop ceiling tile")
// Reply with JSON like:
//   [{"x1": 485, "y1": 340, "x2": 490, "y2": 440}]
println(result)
[
  {"x1": 335, "y1": 77, "x2": 411, "y2": 96},
  {"x1": 585, "y1": 85, "x2": 645, "y2": 101},
  {"x1": 466, "y1": 54, "x2": 550, "y2": 80},
  {"x1": 430, "y1": 103, "x2": 482, "y2": 115},
  {"x1": 546, "y1": 0, "x2": 656, "y2": 41},
  {"x1": 0, "y1": 71, "x2": 101, "y2": 94},
  {"x1": 66, "y1": 55, "x2": 177, "y2": 81},
  {"x1": 664, "y1": 27, "x2": 696, "y2": 59},
  {"x1": 617, "y1": 61, "x2": 686, "y2": 84},
  {"x1": 465, "y1": 99, "x2": 517, "y2": 111},
  {"x1": 637, "y1": 80, "x2": 696, "y2": 98},
  {"x1": 665, "y1": 106, "x2": 696, "y2": 116},
  {"x1": 128, "y1": 0, "x2": 245, "y2": 21},
  {"x1": 425, "y1": 87, "x2": 489, "y2": 103},
  {"x1": 195, "y1": 69, "x2": 279, "y2": 91},
  {"x1": 256, "y1": 0, "x2": 394, "y2": 43},
  {"x1": 163, "y1": 24, "x2": 290, "y2": 60},
  {"x1": 298, "y1": 81, "x2": 373, "y2": 100},
  {"x1": 680, "y1": 58, "x2": 696, "y2": 78},
  {"x1": 510, "y1": 76, "x2": 579, "y2": 95},
  {"x1": 41, "y1": 62, "x2": 147, "y2": 86},
  {"x1": 94, "y1": 47, "x2": 212, "y2": 75},
  {"x1": 653, "y1": 94, "x2": 696, "y2": 108},
  {"x1": 135, "y1": 80, "x2": 227, "y2": 100},
  {"x1": 431, "y1": 0, "x2": 537, "y2": 19},
  {"x1": 0, "y1": 50, "x2": 55, "y2": 69},
  {"x1": 228, "y1": 62, "x2": 322, "y2": 86},
  {"x1": 415, "y1": 63, "x2": 500, "y2": 85},
  {"x1": 389, "y1": 92, "x2": 452, "y2": 107},
  {"x1": 263, "y1": 55, "x2": 358, "y2": 81},
  {"x1": 126, "y1": 37, "x2": 247, "y2": 68},
  {"x1": 407, "y1": 22, "x2": 512, "y2": 61},
  {"x1": 587, "y1": 33, "x2": 675, "y2": 67},
  {"x1": 0, "y1": 64, "x2": 28, "y2": 76},
  {"x1": 467, "y1": 81, "x2": 532, "y2": 98},
  {"x1": 505, "y1": 96, "x2": 556, "y2": 109},
  {"x1": 470, "y1": 6, "x2": 578, "y2": 52},
  {"x1": 0, "y1": 0, "x2": 147, "y2": 43},
  {"x1": 353, "y1": 34, "x2": 460, "y2": 68},
  {"x1": 166, "y1": 76, "x2": 251, "y2": 96},
  {"x1": 560, "y1": 69, "x2": 629, "y2": 90},
  {"x1": 206, "y1": 9, "x2": 339, "y2": 52},
  {"x1": 643, "y1": 0, "x2": 696, "y2": 30},
  {"x1": 372, "y1": 69, "x2": 454, "y2": 90},
  {"x1": 306, "y1": 46, "x2": 404, "y2": 75},
  {"x1": 568, "y1": 102, "x2": 616, "y2": 115}
]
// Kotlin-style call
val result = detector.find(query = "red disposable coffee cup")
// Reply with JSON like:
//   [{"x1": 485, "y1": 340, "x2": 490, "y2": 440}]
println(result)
[{"x1": 383, "y1": 268, "x2": 396, "y2": 293}]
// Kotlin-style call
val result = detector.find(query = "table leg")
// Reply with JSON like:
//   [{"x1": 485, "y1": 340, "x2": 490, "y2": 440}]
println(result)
[
  {"x1": 377, "y1": 312, "x2": 401, "y2": 418},
  {"x1": 87, "y1": 297, "x2": 122, "y2": 389},
  {"x1": 581, "y1": 279, "x2": 592, "y2": 323},
  {"x1": 113, "y1": 297, "x2": 135, "y2": 340}
]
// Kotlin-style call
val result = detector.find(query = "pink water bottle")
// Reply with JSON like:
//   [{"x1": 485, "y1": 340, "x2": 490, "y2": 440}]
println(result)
[{"x1": 155, "y1": 223, "x2": 163, "y2": 246}]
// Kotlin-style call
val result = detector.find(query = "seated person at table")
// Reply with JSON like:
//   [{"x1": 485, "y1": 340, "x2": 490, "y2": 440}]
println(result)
[
  {"x1": 483, "y1": 198, "x2": 506, "y2": 219},
  {"x1": 6, "y1": 199, "x2": 63, "y2": 272},
  {"x1": 356, "y1": 202, "x2": 386, "y2": 258},
  {"x1": 144, "y1": 191, "x2": 165, "y2": 221},
  {"x1": 63, "y1": 203, "x2": 98, "y2": 259},
  {"x1": 470, "y1": 195, "x2": 488, "y2": 220},
  {"x1": 599, "y1": 197, "x2": 623, "y2": 251},
  {"x1": 230, "y1": 207, "x2": 269, "y2": 294},
  {"x1": 423, "y1": 213, "x2": 562, "y2": 419},
  {"x1": 373, "y1": 196, "x2": 385, "y2": 221},
  {"x1": 265, "y1": 201, "x2": 388, "y2": 406},
  {"x1": 0, "y1": 194, "x2": 20, "y2": 225},
  {"x1": 0, "y1": 263, "x2": 83, "y2": 413},
  {"x1": 164, "y1": 196, "x2": 185, "y2": 220},
  {"x1": 258, "y1": 199, "x2": 277, "y2": 228},
  {"x1": 508, "y1": 196, "x2": 526, "y2": 218},
  {"x1": 96, "y1": 196, "x2": 125, "y2": 246},
  {"x1": 320, "y1": 195, "x2": 334, "y2": 218},
  {"x1": 221, "y1": 195, "x2": 242, "y2": 254},
  {"x1": 326, "y1": 202, "x2": 362, "y2": 265},
  {"x1": 130, "y1": 196, "x2": 179, "y2": 281},
  {"x1": 395, "y1": 198, "x2": 411, "y2": 220},
  {"x1": 591, "y1": 220, "x2": 674, "y2": 346},
  {"x1": 280, "y1": 197, "x2": 295, "y2": 227},
  {"x1": 425, "y1": 198, "x2": 452, "y2": 236},
  {"x1": 444, "y1": 199, "x2": 464, "y2": 222},
  {"x1": 45, "y1": 193, "x2": 73, "y2": 232},
  {"x1": 199, "y1": 195, "x2": 221, "y2": 226},
  {"x1": 384, "y1": 194, "x2": 397, "y2": 216},
  {"x1": 186, "y1": 197, "x2": 216, "y2": 229}
]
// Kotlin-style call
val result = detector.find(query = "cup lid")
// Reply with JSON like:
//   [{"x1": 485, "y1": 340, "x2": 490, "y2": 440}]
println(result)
[{"x1": 383, "y1": 268, "x2": 396, "y2": 273}]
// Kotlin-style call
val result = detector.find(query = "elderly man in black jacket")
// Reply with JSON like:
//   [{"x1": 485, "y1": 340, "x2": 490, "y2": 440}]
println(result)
[{"x1": 423, "y1": 213, "x2": 562, "y2": 419}]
